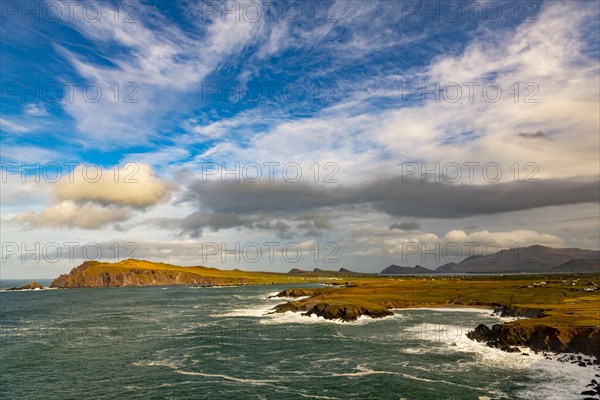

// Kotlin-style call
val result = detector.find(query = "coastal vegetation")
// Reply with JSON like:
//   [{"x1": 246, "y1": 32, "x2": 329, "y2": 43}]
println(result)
[{"x1": 49, "y1": 260, "x2": 600, "y2": 356}]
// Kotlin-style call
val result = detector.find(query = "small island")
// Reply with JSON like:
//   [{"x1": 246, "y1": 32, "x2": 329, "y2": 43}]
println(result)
[{"x1": 7, "y1": 282, "x2": 44, "y2": 291}]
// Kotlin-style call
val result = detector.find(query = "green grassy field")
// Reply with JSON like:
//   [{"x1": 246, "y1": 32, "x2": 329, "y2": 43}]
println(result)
[{"x1": 275, "y1": 274, "x2": 600, "y2": 327}]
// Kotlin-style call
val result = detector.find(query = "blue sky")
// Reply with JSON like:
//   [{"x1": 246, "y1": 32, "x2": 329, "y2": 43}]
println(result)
[{"x1": 1, "y1": 0, "x2": 599, "y2": 278}]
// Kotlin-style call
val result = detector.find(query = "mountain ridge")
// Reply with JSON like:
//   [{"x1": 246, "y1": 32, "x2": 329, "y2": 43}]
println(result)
[{"x1": 380, "y1": 245, "x2": 600, "y2": 274}]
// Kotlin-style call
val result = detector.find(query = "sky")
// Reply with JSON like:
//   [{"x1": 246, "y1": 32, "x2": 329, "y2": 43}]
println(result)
[{"x1": 1, "y1": 0, "x2": 599, "y2": 279}]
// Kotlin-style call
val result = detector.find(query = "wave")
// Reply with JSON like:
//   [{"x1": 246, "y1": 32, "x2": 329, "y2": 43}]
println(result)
[{"x1": 410, "y1": 321, "x2": 599, "y2": 400}]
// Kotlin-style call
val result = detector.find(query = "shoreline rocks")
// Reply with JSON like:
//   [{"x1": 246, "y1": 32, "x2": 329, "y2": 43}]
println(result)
[
  {"x1": 467, "y1": 323, "x2": 600, "y2": 358},
  {"x1": 491, "y1": 304, "x2": 547, "y2": 319}
]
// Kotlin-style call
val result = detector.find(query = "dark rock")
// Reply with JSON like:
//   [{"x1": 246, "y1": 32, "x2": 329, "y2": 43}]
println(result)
[
  {"x1": 467, "y1": 323, "x2": 600, "y2": 358},
  {"x1": 269, "y1": 288, "x2": 321, "y2": 298},
  {"x1": 302, "y1": 303, "x2": 393, "y2": 321}
]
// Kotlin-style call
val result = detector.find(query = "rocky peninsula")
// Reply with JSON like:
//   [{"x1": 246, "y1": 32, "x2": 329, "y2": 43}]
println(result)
[{"x1": 50, "y1": 259, "x2": 310, "y2": 288}]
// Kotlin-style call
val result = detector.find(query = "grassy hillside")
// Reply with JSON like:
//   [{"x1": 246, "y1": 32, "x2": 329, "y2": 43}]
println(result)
[{"x1": 51, "y1": 259, "x2": 336, "y2": 287}]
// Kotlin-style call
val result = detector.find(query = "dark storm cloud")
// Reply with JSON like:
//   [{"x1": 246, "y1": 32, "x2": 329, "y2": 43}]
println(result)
[
  {"x1": 179, "y1": 212, "x2": 248, "y2": 238},
  {"x1": 184, "y1": 176, "x2": 600, "y2": 218},
  {"x1": 516, "y1": 131, "x2": 549, "y2": 140},
  {"x1": 158, "y1": 211, "x2": 333, "y2": 239},
  {"x1": 390, "y1": 221, "x2": 421, "y2": 230}
]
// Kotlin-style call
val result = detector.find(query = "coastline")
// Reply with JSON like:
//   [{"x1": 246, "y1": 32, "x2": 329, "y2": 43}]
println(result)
[{"x1": 45, "y1": 260, "x2": 600, "y2": 360}]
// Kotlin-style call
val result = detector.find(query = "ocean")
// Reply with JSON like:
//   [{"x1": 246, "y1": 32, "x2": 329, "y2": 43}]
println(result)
[{"x1": 0, "y1": 282, "x2": 596, "y2": 399}]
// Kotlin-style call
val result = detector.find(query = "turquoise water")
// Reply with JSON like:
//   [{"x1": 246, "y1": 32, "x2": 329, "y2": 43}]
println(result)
[{"x1": 0, "y1": 283, "x2": 596, "y2": 399}]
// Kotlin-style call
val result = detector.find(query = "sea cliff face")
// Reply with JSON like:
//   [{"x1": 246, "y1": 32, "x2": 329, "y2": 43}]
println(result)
[{"x1": 51, "y1": 261, "x2": 242, "y2": 288}]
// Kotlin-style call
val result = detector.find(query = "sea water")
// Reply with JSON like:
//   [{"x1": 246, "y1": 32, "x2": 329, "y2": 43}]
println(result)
[{"x1": 0, "y1": 283, "x2": 597, "y2": 399}]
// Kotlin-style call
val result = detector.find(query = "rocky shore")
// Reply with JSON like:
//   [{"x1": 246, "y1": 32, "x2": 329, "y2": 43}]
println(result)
[
  {"x1": 270, "y1": 289, "x2": 600, "y2": 364},
  {"x1": 467, "y1": 323, "x2": 600, "y2": 358}
]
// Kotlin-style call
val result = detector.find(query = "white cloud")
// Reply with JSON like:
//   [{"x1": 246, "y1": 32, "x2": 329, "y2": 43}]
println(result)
[
  {"x1": 347, "y1": 224, "x2": 564, "y2": 259},
  {"x1": 10, "y1": 164, "x2": 171, "y2": 229},
  {"x1": 0, "y1": 117, "x2": 32, "y2": 133},
  {"x1": 57, "y1": 0, "x2": 267, "y2": 146},
  {"x1": 23, "y1": 103, "x2": 49, "y2": 116},
  {"x1": 53, "y1": 163, "x2": 171, "y2": 208},
  {"x1": 13, "y1": 201, "x2": 131, "y2": 229}
]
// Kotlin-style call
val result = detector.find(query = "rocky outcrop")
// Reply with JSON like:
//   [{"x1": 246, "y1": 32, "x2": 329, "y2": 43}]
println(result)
[
  {"x1": 271, "y1": 299, "x2": 393, "y2": 321},
  {"x1": 302, "y1": 303, "x2": 393, "y2": 321},
  {"x1": 467, "y1": 323, "x2": 600, "y2": 358},
  {"x1": 269, "y1": 288, "x2": 322, "y2": 298},
  {"x1": 7, "y1": 282, "x2": 44, "y2": 291},
  {"x1": 491, "y1": 304, "x2": 547, "y2": 319}
]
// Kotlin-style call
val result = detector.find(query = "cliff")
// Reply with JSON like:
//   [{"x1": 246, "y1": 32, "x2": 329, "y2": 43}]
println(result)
[
  {"x1": 51, "y1": 262, "x2": 217, "y2": 288},
  {"x1": 50, "y1": 259, "x2": 295, "y2": 288}
]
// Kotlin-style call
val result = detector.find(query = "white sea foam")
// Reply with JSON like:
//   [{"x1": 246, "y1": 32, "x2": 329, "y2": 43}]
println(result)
[
  {"x1": 210, "y1": 304, "x2": 274, "y2": 318},
  {"x1": 330, "y1": 364, "x2": 489, "y2": 391},
  {"x1": 257, "y1": 309, "x2": 405, "y2": 325},
  {"x1": 408, "y1": 319, "x2": 600, "y2": 400},
  {"x1": 395, "y1": 307, "x2": 522, "y2": 322},
  {"x1": 174, "y1": 369, "x2": 277, "y2": 385},
  {"x1": 266, "y1": 295, "x2": 310, "y2": 301},
  {"x1": 0, "y1": 287, "x2": 58, "y2": 293}
]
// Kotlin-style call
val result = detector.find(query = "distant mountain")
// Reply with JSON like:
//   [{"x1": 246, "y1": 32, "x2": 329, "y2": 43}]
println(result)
[
  {"x1": 338, "y1": 268, "x2": 370, "y2": 276},
  {"x1": 435, "y1": 261, "x2": 458, "y2": 273},
  {"x1": 551, "y1": 259, "x2": 600, "y2": 273},
  {"x1": 380, "y1": 264, "x2": 436, "y2": 275},
  {"x1": 434, "y1": 245, "x2": 600, "y2": 273},
  {"x1": 288, "y1": 268, "x2": 310, "y2": 274},
  {"x1": 288, "y1": 267, "x2": 371, "y2": 276}
]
